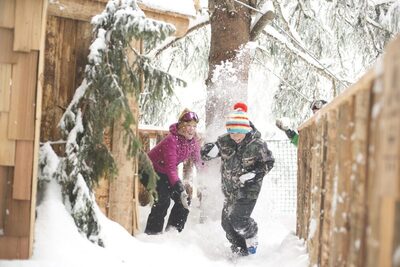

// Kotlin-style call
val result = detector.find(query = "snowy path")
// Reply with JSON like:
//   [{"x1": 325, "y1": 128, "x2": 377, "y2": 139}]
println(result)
[{"x1": 0, "y1": 179, "x2": 309, "y2": 267}]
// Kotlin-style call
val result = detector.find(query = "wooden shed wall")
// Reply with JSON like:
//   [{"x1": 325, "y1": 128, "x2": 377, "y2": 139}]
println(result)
[
  {"x1": 297, "y1": 35, "x2": 400, "y2": 267},
  {"x1": 43, "y1": 0, "x2": 194, "y2": 235},
  {"x1": 0, "y1": 0, "x2": 47, "y2": 259}
]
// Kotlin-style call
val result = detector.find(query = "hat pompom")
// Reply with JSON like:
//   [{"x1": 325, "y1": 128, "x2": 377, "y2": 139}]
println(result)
[
  {"x1": 226, "y1": 103, "x2": 251, "y2": 134},
  {"x1": 233, "y1": 102, "x2": 248, "y2": 112}
]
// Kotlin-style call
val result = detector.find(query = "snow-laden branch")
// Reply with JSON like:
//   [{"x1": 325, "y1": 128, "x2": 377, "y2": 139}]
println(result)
[
  {"x1": 148, "y1": 13, "x2": 210, "y2": 58},
  {"x1": 250, "y1": 0, "x2": 275, "y2": 41},
  {"x1": 261, "y1": 26, "x2": 353, "y2": 87}
]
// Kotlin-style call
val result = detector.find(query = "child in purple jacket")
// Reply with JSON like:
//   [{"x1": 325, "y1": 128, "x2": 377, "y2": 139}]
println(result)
[{"x1": 144, "y1": 109, "x2": 203, "y2": 234}]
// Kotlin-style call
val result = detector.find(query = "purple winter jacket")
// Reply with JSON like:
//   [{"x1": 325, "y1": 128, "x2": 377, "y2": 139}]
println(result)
[{"x1": 148, "y1": 123, "x2": 202, "y2": 186}]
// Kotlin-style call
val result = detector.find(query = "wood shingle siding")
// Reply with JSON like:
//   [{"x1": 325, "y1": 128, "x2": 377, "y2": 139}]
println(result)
[{"x1": 8, "y1": 51, "x2": 38, "y2": 141}]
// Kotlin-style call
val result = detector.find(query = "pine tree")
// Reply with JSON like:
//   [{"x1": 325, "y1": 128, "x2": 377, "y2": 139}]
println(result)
[{"x1": 49, "y1": 0, "x2": 184, "y2": 245}]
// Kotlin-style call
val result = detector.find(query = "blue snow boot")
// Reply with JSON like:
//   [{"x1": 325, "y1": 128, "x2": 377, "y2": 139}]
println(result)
[{"x1": 245, "y1": 236, "x2": 258, "y2": 255}]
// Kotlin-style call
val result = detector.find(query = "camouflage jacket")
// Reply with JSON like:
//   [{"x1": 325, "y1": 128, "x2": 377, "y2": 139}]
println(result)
[{"x1": 208, "y1": 124, "x2": 274, "y2": 200}]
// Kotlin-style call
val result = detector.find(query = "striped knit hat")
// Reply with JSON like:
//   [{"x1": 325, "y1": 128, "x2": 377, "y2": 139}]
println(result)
[{"x1": 226, "y1": 102, "x2": 252, "y2": 134}]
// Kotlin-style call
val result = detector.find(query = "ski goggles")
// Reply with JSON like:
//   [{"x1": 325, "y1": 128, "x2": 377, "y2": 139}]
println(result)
[{"x1": 179, "y1": 111, "x2": 199, "y2": 123}]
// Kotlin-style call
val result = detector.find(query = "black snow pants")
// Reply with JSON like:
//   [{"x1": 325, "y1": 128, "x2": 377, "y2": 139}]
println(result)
[
  {"x1": 144, "y1": 172, "x2": 189, "y2": 234},
  {"x1": 221, "y1": 182, "x2": 261, "y2": 254}
]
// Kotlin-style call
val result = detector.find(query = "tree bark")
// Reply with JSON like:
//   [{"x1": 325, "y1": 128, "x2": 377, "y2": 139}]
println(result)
[{"x1": 206, "y1": 0, "x2": 252, "y2": 139}]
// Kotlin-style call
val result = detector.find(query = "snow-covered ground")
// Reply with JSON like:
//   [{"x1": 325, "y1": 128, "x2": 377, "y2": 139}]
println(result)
[{"x1": 0, "y1": 167, "x2": 308, "y2": 267}]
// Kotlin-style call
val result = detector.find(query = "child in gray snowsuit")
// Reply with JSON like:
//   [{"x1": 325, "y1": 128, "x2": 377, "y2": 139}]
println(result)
[{"x1": 201, "y1": 102, "x2": 274, "y2": 256}]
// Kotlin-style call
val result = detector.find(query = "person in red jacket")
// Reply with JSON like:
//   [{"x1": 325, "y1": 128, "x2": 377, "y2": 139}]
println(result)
[{"x1": 144, "y1": 109, "x2": 203, "y2": 235}]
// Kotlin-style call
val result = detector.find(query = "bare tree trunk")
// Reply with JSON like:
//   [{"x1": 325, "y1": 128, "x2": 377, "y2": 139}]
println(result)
[{"x1": 205, "y1": 0, "x2": 252, "y2": 140}]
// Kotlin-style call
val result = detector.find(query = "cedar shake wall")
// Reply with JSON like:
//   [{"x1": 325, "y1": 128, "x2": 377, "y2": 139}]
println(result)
[{"x1": 0, "y1": 0, "x2": 47, "y2": 259}]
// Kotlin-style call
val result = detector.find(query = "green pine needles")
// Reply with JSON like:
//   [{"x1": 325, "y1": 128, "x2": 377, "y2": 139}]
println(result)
[{"x1": 54, "y1": 0, "x2": 185, "y2": 245}]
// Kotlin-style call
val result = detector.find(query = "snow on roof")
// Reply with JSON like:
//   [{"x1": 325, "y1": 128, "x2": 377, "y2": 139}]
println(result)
[{"x1": 138, "y1": 0, "x2": 197, "y2": 17}]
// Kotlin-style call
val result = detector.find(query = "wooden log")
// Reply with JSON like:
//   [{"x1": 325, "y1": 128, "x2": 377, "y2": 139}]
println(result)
[
  {"x1": 0, "y1": 0, "x2": 15, "y2": 29},
  {"x1": 47, "y1": 0, "x2": 191, "y2": 36},
  {"x1": 0, "y1": 113, "x2": 15, "y2": 166},
  {"x1": 13, "y1": 141, "x2": 34, "y2": 200},
  {"x1": 8, "y1": 51, "x2": 38, "y2": 141},
  {"x1": 0, "y1": 63, "x2": 12, "y2": 112},
  {"x1": 48, "y1": 0, "x2": 106, "y2": 22}
]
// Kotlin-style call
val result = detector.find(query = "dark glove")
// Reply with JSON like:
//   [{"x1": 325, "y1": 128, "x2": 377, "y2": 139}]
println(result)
[
  {"x1": 171, "y1": 180, "x2": 189, "y2": 210},
  {"x1": 201, "y1": 142, "x2": 219, "y2": 161},
  {"x1": 285, "y1": 129, "x2": 297, "y2": 139}
]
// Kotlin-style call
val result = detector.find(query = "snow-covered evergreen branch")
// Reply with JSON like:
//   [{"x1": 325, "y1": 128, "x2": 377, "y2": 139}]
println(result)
[{"x1": 43, "y1": 0, "x2": 183, "y2": 246}]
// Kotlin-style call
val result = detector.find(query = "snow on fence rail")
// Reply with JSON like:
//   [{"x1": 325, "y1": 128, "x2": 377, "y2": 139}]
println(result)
[{"x1": 296, "y1": 35, "x2": 400, "y2": 267}]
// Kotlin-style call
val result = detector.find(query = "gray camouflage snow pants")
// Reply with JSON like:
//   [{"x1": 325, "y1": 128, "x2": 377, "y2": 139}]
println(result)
[{"x1": 221, "y1": 195, "x2": 258, "y2": 252}]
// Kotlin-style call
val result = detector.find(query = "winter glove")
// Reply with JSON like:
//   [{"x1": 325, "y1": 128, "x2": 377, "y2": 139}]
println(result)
[
  {"x1": 171, "y1": 180, "x2": 190, "y2": 210},
  {"x1": 201, "y1": 142, "x2": 219, "y2": 161},
  {"x1": 285, "y1": 129, "x2": 297, "y2": 139},
  {"x1": 275, "y1": 118, "x2": 289, "y2": 131},
  {"x1": 239, "y1": 172, "x2": 257, "y2": 186}
]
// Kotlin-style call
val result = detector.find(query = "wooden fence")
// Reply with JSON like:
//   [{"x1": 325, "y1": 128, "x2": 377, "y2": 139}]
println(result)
[{"x1": 297, "y1": 35, "x2": 400, "y2": 267}]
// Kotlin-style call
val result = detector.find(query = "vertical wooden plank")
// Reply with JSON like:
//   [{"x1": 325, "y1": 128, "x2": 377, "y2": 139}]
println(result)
[
  {"x1": 320, "y1": 109, "x2": 338, "y2": 267},
  {"x1": 13, "y1": 141, "x2": 34, "y2": 200},
  {"x1": 0, "y1": 28, "x2": 19, "y2": 64},
  {"x1": 0, "y1": 64, "x2": 12, "y2": 111},
  {"x1": 378, "y1": 35, "x2": 400, "y2": 197},
  {"x1": 307, "y1": 116, "x2": 326, "y2": 266},
  {"x1": 0, "y1": 237, "x2": 29, "y2": 259},
  {"x1": 0, "y1": 0, "x2": 15, "y2": 28},
  {"x1": 0, "y1": 113, "x2": 16, "y2": 166},
  {"x1": 41, "y1": 17, "x2": 91, "y2": 151},
  {"x1": 378, "y1": 197, "x2": 398, "y2": 267},
  {"x1": 366, "y1": 71, "x2": 384, "y2": 267},
  {"x1": 376, "y1": 35, "x2": 400, "y2": 267},
  {"x1": 296, "y1": 126, "x2": 310, "y2": 239},
  {"x1": 13, "y1": 0, "x2": 43, "y2": 51},
  {"x1": 347, "y1": 90, "x2": 370, "y2": 267},
  {"x1": 330, "y1": 99, "x2": 354, "y2": 266},
  {"x1": 0, "y1": 166, "x2": 10, "y2": 232},
  {"x1": 8, "y1": 51, "x2": 38, "y2": 141},
  {"x1": 30, "y1": 0, "x2": 48, "y2": 257}
]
